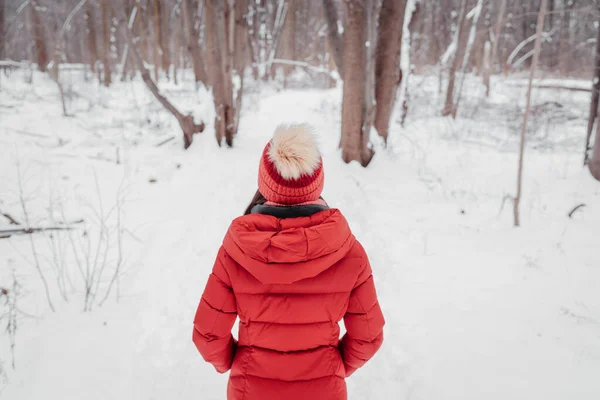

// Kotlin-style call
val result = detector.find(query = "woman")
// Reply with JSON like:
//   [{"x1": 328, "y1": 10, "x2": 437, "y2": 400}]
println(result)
[{"x1": 192, "y1": 124, "x2": 385, "y2": 400}]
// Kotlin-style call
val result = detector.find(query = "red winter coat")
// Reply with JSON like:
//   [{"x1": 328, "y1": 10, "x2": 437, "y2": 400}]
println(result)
[{"x1": 193, "y1": 208, "x2": 385, "y2": 400}]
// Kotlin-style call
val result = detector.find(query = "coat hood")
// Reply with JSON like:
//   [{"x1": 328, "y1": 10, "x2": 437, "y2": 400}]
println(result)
[{"x1": 223, "y1": 209, "x2": 356, "y2": 284}]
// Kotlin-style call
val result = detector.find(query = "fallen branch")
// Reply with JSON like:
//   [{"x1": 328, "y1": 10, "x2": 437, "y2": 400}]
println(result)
[
  {"x1": 1, "y1": 212, "x2": 21, "y2": 225},
  {"x1": 156, "y1": 136, "x2": 175, "y2": 147},
  {"x1": 114, "y1": 5, "x2": 205, "y2": 149},
  {"x1": 568, "y1": 203, "x2": 586, "y2": 218},
  {"x1": 0, "y1": 226, "x2": 77, "y2": 237},
  {"x1": 506, "y1": 82, "x2": 591, "y2": 93}
]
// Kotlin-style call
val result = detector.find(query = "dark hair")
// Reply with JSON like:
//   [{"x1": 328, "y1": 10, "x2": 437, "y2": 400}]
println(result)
[{"x1": 244, "y1": 190, "x2": 267, "y2": 215}]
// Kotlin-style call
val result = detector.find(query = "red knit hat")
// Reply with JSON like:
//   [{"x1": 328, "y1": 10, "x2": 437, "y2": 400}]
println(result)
[{"x1": 258, "y1": 124, "x2": 324, "y2": 205}]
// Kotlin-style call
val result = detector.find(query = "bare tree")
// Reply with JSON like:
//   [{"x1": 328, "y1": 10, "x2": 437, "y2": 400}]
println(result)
[
  {"x1": 585, "y1": 11, "x2": 600, "y2": 166},
  {"x1": 29, "y1": 1, "x2": 49, "y2": 72},
  {"x1": 160, "y1": 0, "x2": 171, "y2": 77},
  {"x1": 482, "y1": 40, "x2": 491, "y2": 96},
  {"x1": 182, "y1": 0, "x2": 208, "y2": 84},
  {"x1": 205, "y1": 0, "x2": 236, "y2": 147},
  {"x1": 514, "y1": 0, "x2": 547, "y2": 227},
  {"x1": 281, "y1": 0, "x2": 297, "y2": 80},
  {"x1": 490, "y1": 0, "x2": 507, "y2": 72},
  {"x1": 85, "y1": 1, "x2": 99, "y2": 74},
  {"x1": 322, "y1": 0, "x2": 344, "y2": 77},
  {"x1": 341, "y1": 0, "x2": 378, "y2": 166},
  {"x1": 590, "y1": 118, "x2": 600, "y2": 181},
  {"x1": 151, "y1": 0, "x2": 162, "y2": 80},
  {"x1": 442, "y1": 0, "x2": 468, "y2": 117},
  {"x1": 373, "y1": 0, "x2": 406, "y2": 143},
  {"x1": 0, "y1": 0, "x2": 5, "y2": 62},
  {"x1": 101, "y1": 0, "x2": 112, "y2": 86}
]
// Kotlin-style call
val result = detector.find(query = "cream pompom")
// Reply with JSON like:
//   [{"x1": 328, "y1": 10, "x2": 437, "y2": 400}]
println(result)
[{"x1": 268, "y1": 124, "x2": 321, "y2": 180}]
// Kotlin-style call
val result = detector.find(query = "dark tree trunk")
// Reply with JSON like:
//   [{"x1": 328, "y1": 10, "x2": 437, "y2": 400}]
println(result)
[
  {"x1": 101, "y1": 0, "x2": 112, "y2": 86},
  {"x1": 586, "y1": 11, "x2": 600, "y2": 167},
  {"x1": 442, "y1": 0, "x2": 468, "y2": 117},
  {"x1": 205, "y1": 0, "x2": 235, "y2": 147},
  {"x1": 490, "y1": 0, "x2": 507, "y2": 73},
  {"x1": 152, "y1": 0, "x2": 162, "y2": 80},
  {"x1": 29, "y1": 1, "x2": 49, "y2": 72},
  {"x1": 182, "y1": 0, "x2": 208, "y2": 83},
  {"x1": 0, "y1": 0, "x2": 5, "y2": 61},
  {"x1": 160, "y1": 0, "x2": 171, "y2": 77},
  {"x1": 85, "y1": 1, "x2": 99, "y2": 73},
  {"x1": 322, "y1": 0, "x2": 344, "y2": 77},
  {"x1": 374, "y1": 0, "x2": 406, "y2": 143},
  {"x1": 341, "y1": 0, "x2": 374, "y2": 166}
]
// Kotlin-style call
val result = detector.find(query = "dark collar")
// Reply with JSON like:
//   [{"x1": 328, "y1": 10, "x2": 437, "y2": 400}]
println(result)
[{"x1": 251, "y1": 204, "x2": 330, "y2": 219}]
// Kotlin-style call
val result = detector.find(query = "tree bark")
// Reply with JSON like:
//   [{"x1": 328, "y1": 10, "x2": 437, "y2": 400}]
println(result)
[
  {"x1": 116, "y1": 8, "x2": 205, "y2": 149},
  {"x1": 590, "y1": 116, "x2": 600, "y2": 181},
  {"x1": 490, "y1": 0, "x2": 507, "y2": 73},
  {"x1": 341, "y1": 0, "x2": 374, "y2": 166},
  {"x1": 283, "y1": 0, "x2": 297, "y2": 78},
  {"x1": 0, "y1": 0, "x2": 5, "y2": 61},
  {"x1": 29, "y1": 1, "x2": 49, "y2": 72},
  {"x1": 85, "y1": 1, "x2": 99, "y2": 73},
  {"x1": 585, "y1": 13, "x2": 600, "y2": 166},
  {"x1": 483, "y1": 40, "x2": 491, "y2": 96},
  {"x1": 101, "y1": 0, "x2": 112, "y2": 86},
  {"x1": 182, "y1": 0, "x2": 208, "y2": 83},
  {"x1": 374, "y1": 0, "x2": 407, "y2": 143},
  {"x1": 442, "y1": 0, "x2": 468, "y2": 117},
  {"x1": 322, "y1": 0, "x2": 344, "y2": 77},
  {"x1": 205, "y1": 0, "x2": 235, "y2": 147},
  {"x1": 514, "y1": 0, "x2": 547, "y2": 227},
  {"x1": 152, "y1": 0, "x2": 162, "y2": 80},
  {"x1": 160, "y1": 0, "x2": 171, "y2": 77}
]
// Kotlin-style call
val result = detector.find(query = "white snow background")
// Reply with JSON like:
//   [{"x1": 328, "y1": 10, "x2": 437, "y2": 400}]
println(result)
[{"x1": 0, "y1": 67, "x2": 599, "y2": 399}]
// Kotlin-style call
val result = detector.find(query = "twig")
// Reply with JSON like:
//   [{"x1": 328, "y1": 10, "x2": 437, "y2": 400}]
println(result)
[
  {"x1": 568, "y1": 204, "x2": 586, "y2": 218},
  {"x1": 1, "y1": 212, "x2": 21, "y2": 225},
  {"x1": 0, "y1": 226, "x2": 77, "y2": 237},
  {"x1": 156, "y1": 136, "x2": 175, "y2": 147},
  {"x1": 15, "y1": 156, "x2": 55, "y2": 312}
]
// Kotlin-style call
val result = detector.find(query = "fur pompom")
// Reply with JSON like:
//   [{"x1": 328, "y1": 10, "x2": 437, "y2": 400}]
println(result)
[{"x1": 268, "y1": 124, "x2": 321, "y2": 180}]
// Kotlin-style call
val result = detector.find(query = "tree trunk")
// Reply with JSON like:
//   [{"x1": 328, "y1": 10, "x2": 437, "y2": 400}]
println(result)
[
  {"x1": 282, "y1": 0, "x2": 297, "y2": 79},
  {"x1": 182, "y1": 0, "x2": 208, "y2": 83},
  {"x1": 205, "y1": 0, "x2": 235, "y2": 147},
  {"x1": 116, "y1": 8, "x2": 205, "y2": 149},
  {"x1": 0, "y1": 0, "x2": 5, "y2": 61},
  {"x1": 85, "y1": 1, "x2": 99, "y2": 73},
  {"x1": 374, "y1": 0, "x2": 407, "y2": 143},
  {"x1": 341, "y1": 0, "x2": 375, "y2": 166},
  {"x1": 483, "y1": 40, "x2": 491, "y2": 96},
  {"x1": 590, "y1": 117, "x2": 600, "y2": 181},
  {"x1": 29, "y1": 1, "x2": 49, "y2": 72},
  {"x1": 490, "y1": 0, "x2": 507, "y2": 73},
  {"x1": 514, "y1": 0, "x2": 547, "y2": 227},
  {"x1": 322, "y1": 0, "x2": 344, "y2": 77},
  {"x1": 442, "y1": 0, "x2": 468, "y2": 117},
  {"x1": 585, "y1": 13, "x2": 600, "y2": 166},
  {"x1": 160, "y1": 0, "x2": 171, "y2": 77},
  {"x1": 152, "y1": 0, "x2": 162, "y2": 80},
  {"x1": 101, "y1": 0, "x2": 112, "y2": 86}
]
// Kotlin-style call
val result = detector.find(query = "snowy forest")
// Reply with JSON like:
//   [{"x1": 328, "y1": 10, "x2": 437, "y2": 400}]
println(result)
[{"x1": 1, "y1": 0, "x2": 599, "y2": 399}]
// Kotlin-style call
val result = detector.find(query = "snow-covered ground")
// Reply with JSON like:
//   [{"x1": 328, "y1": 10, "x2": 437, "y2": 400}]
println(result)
[{"x1": 0, "y1": 69, "x2": 599, "y2": 399}]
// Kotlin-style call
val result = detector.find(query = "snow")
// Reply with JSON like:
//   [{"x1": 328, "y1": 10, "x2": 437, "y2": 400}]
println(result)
[{"x1": 1, "y1": 69, "x2": 599, "y2": 400}]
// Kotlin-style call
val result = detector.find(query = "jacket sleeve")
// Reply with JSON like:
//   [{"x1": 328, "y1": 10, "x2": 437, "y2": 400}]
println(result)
[
  {"x1": 193, "y1": 247, "x2": 238, "y2": 373},
  {"x1": 339, "y1": 256, "x2": 385, "y2": 377}
]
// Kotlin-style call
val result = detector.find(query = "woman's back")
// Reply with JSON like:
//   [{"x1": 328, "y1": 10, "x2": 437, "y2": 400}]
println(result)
[{"x1": 193, "y1": 125, "x2": 384, "y2": 400}]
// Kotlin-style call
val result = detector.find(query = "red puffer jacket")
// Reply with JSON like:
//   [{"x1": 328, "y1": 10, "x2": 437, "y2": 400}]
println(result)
[{"x1": 193, "y1": 208, "x2": 385, "y2": 400}]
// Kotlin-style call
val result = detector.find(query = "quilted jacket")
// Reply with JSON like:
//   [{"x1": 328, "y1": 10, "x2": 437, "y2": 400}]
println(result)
[{"x1": 193, "y1": 208, "x2": 385, "y2": 399}]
